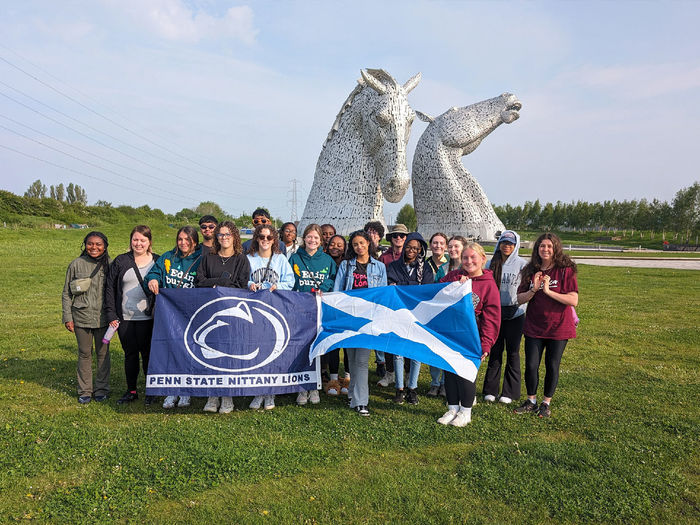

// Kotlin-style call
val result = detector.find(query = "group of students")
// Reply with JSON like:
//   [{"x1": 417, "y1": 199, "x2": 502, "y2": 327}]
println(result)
[{"x1": 62, "y1": 207, "x2": 578, "y2": 425}]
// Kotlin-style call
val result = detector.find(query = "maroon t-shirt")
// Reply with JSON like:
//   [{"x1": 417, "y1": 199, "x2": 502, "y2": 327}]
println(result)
[
  {"x1": 518, "y1": 266, "x2": 578, "y2": 340},
  {"x1": 379, "y1": 249, "x2": 402, "y2": 266}
]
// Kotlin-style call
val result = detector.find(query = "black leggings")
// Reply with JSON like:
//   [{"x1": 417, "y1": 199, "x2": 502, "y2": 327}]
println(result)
[
  {"x1": 483, "y1": 314, "x2": 524, "y2": 399},
  {"x1": 444, "y1": 371, "x2": 476, "y2": 408},
  {"x1": 524, "y1": 337, "x2": 568, "y2": 398},
  {"x1": 117, "y1": 319, "x2": 153, "y2": 391},
  {"x1": 323, "y1": 349, "x2": 349, "y2": 375}
]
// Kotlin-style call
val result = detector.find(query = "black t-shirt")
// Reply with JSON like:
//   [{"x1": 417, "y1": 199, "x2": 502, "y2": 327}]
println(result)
[{"x1": 352, "y1": 261, "x2": 368, "y2": 289}]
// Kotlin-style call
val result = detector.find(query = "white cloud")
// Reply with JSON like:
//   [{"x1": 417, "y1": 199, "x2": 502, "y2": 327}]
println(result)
[{"x1": 107, "y1": 0, "x2": 257, "y2": 44}]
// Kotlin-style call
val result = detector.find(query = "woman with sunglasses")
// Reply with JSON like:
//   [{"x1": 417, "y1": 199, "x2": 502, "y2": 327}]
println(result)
[
  {"x1": 289, "y1": 224, "x2": 337, "y2": 404},
  {"x1": 334, "y1": 230, "x2": 388, "y2": 416},
  {"x1": 246, "y1": 223, "x2": 294, "y2": 410},
  {"x1": 195, "y1": 221, "x2": 251, "y2": 414},
  {"x1": 144, "y1": 225, "x2": 202, "y2": 409}
]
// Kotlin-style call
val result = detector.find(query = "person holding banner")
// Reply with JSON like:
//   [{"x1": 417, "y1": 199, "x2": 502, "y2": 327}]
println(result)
[
  {"x1": 145, "y1": 225, "x2": 203, "y2": 409},
  {"x1": 514, "y1": 233, "x2": 578, "y2": 419},
  {"x1": 247, "y1": 223, "x2": 295, "y2": 410},
  {"x1": 195, "y1": 220, "x2": 250, "y2": 414},
  {"x1": 439, "y1": 243, "x2": 500, "y2": 426},
  {"x1": 62, "y1": 231, "x2": 111, "y2": 404},
  {"x1": 289, "y1": 224, "x2": 337, "y2": 404},
  {"x1": 104, "y1": 225, "x2": 159, "y2": 405},
  {"x1": 386, "y1": 232, "x2": 434, "y2": 406},
  {"x1": 334, "y1": 230, "x2": 388, "y2": 416}
]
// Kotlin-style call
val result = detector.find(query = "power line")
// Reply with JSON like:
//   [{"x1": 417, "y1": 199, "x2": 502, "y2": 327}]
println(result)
[
  {"x1": 0, "y1": 50, "x2": 288, "y2": 189},
  {"x1": 0, "y1": 142, "x2": 194, "y2": 206},
  {"x1": 0, "y1": 123, "x2": 198, "y2": 203}
]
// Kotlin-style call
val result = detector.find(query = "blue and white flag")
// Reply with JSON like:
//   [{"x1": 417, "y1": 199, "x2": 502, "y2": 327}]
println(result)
[
  {"x1": 310, "y1": 281, "x2": 482, "y2": 381},
  {"x1": 146, "y1": 288, "x2": 321, "y2": 397}
]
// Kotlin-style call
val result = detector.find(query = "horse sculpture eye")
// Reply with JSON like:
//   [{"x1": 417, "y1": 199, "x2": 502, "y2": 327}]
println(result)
[{"x1": 376, "y1": 111, "x2": 391, "y2": 127}]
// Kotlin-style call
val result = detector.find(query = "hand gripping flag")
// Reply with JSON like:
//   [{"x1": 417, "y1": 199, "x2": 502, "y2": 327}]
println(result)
[{"x1": 310, "y1": 281, "x2": 483, "y2": 382}]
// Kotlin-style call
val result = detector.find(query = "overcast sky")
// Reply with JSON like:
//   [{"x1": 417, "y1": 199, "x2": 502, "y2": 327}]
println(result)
[{"x1": 1, "y1": 0, "x2": 699, "y2": 222}]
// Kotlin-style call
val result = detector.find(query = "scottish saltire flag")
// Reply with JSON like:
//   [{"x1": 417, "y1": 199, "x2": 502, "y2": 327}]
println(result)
[
  {"x1": 146, "y1": 288, "x2": 321, "y2": 397},
  {"x1": 310, "y1": 281, "x2": 482, "y2": 381}
]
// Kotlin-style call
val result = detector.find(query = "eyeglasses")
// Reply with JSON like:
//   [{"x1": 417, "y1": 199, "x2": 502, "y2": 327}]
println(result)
[
  {"x1": 200, "y1": 224, "x2": 216, "y2": 230},
  {"x1": 216, "y1": 233, "x2": 232, "y2": 239},
  {"x1": 283, "y1": 228, "x2": 296, "y2": 234},
  {"x1": 257, "y1": 235, "x2": 274, "y2": 241},
  {"x1": 253, "y1": 218, "x2": 270, "y2": 225},
  {"x1": 404, "y1": 245, "x2": 420, "y2": 252}
]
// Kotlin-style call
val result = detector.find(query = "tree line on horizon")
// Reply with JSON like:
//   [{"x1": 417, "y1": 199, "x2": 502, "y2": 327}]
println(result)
[{"x1": 4, "y1": 179, "x2": 699, "y2": 243}]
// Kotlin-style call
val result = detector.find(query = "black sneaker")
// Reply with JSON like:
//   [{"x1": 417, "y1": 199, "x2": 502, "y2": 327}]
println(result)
[
  {"x1": 514, "y1": 399, "x2": 538, "y2": 414},
  {"x1": 537, "y1": 402, "x2": 551, "y2": 418},
  {"x1": 406, "y1": 388, "x2": 419, "y2": 405},
  {"x1": 393, "y1": 389, "x2": 405, "y2": 404},
  {"x1": 426, "y1": 385, "x2": 440, "y2": 397},
  {"x1": 144, "y1": 395, "x2": 157, "y2": 405},
  {"x1": 94, "y1": 395, "x2": 108, "y2": 402},
  {"x1": 78, "y1": 396, "x2": 91, "y2": 404},
  {"x1": 356, "y1": 405, "x2": 370, "y2": 416},
  {"x1": 117, "y1": 391, "x2": 138, "y2": 404}
]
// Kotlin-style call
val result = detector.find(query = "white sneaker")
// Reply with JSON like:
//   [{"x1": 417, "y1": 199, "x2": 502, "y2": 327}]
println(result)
[
  {"x1": 163, "y1": 395, "x2": 177, "y2": 409},
  {"x1": 264, "y1": 395, "x2": 275, "y2": 410},
  {"x1": 472, "y1": 395, "x2": 478, "y2": 406},
  {"x1": 437, "y1": 409, "x2": 458, "y2": 425},
  {"x1": 498, "y1": 396, "x2": 512, "y2": 404},
  {"x1": 449, "y1": 408, "x2": 472, "y2": 427},
  {"x1": 296, "y1": 391, "x2": 309, "y2": 405},
  {"x1": 309, "y1": 390, "x2": 320, "y2": 404},
  {"x1": 177, "y1": 396, "x2": 190, "y2": 408},
  {"x1": 219, "y1": 396, "x2": 234, "y2": 414},
  {"x1": 203, "y1": 396, "x2": 219, "y2": 412},
  {"x1": 377, "y1": 371, "x2": 395, "y2": 387},
  {"x1": 249, "y1": 395, "x2": 264, "y2": 410},
  {"x1": 484, "y1": 394, "x2": 496, "y2": 402}
]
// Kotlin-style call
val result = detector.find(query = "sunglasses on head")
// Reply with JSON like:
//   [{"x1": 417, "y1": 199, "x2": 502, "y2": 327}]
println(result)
[
  {"x1": 200, "y1": 224, "x2": 216, "y2": 230},
  {"x1": 253, "y1": 217, "x2": 270, "y2": 225},
  {"x1": 257, "y1": 234, "x2": 274, "y2": 241}
]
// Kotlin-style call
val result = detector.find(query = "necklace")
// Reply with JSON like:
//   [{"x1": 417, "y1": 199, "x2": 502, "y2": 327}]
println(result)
[{"x1": 219, "y1": 253, "x2": 233, "y2": 265}]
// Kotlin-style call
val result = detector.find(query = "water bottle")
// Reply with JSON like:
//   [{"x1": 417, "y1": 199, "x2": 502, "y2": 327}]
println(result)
[{"x1": 102, "y1": 323, "x2": 119, "y2": 344}]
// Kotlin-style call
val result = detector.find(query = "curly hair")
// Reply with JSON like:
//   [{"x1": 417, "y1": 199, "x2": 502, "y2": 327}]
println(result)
[
  {"x1": 248, "y1": 224, "x2": 281, "y2": 255},
  {"x1": 346, "y1": 230, "x2": 372, "y2": 260},
  {"x1": 212, "y1": 220, "x2": 242, "y2": 255},
  {"x1": 521, "y1": 232, "x2": 577, "y2": 282}
]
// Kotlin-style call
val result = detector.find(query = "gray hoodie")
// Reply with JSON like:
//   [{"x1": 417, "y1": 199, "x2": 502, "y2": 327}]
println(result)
[{"x1": 486, "y1": 230, "x2": 528, "y2": 319}]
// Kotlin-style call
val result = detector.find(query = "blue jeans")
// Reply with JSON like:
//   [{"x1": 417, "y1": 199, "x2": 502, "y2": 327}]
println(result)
[
  {"x1": 394, "y1": 356, "x2": 420, "y2": 390},
  {"x1": 429, "y1": 366, "x2": 444, "y2": 387}
]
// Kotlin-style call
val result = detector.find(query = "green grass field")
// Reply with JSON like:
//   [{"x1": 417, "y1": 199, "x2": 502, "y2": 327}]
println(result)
[{"x1": 1, "y1": 227, "x2": 698, "y2": 524}]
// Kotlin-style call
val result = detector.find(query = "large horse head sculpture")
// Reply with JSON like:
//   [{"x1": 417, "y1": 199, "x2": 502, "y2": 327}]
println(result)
[
  {"x1": 299, "y1": 69, "x2": 420, "y2": 235},
  {"x1": 412, "y1": 93, "x2": 522, "y2": 241}
]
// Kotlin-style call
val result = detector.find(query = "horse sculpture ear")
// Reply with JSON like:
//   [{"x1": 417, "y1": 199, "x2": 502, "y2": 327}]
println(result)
[
  {"x1": 403, "y1": 72, "x2": 421, "y2": 94},
  {"x1": 360, "y1": 69, "x2": 387, "y2": 95},
  {"x1": 416, "y1": 111, "x2": 434, "y2": 123}
]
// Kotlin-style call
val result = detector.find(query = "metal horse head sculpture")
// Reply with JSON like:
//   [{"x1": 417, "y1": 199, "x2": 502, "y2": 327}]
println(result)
[
  {"x1": 412, "y1": 93, "x2": 522, "y2": 241},
  {"x1": 299, "y1": 69, "x2": 420, "y2": 235}
]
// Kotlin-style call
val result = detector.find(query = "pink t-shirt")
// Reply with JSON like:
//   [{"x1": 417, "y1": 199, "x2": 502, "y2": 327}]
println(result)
[{"x1": 518, "y1": 266, "x2": 578, "y2": 340}]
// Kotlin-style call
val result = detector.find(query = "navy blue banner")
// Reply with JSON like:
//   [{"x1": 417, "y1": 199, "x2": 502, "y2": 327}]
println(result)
[{"x1": 146, "y1": 287, "x2": 321, "y2": 397}]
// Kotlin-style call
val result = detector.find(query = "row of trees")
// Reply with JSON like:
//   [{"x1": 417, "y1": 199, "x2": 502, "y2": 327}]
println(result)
[
  {"x1": 491, "y1": 182, "x2": 699, "y2": 241},
  {"x1": 24, "y1": 179, "x2": 88, "y2": 205}
]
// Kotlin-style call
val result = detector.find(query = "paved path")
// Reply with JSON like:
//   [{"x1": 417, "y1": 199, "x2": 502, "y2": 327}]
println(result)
[{"x1": 574, "y1": 257, "x2": 700, "y2": 270}]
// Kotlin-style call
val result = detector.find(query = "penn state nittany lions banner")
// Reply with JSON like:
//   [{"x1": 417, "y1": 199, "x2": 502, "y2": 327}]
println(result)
[
  {"x1": 146, "y1": 288, "x2": 321, "y2": 397},
  {"x1": 311, "y1": 281, "x2": 483, "y2": 382}
]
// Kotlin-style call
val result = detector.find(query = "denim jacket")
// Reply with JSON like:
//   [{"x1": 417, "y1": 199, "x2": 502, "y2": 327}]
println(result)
[{"x1": 333, "y1": 257, "x2": 387, "y2": 291}]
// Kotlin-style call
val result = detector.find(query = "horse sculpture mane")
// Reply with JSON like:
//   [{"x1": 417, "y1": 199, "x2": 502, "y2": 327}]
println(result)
[
  {"x1": 299, "y1": 69, "x2": 420, "y2": 235},
  {"x1": 412, "y1": 93, "x2": 522, "y2": 241}
]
